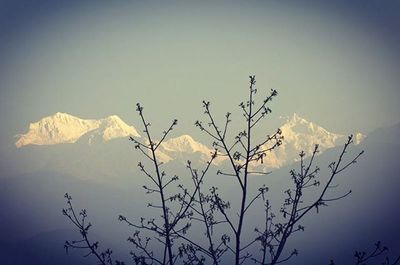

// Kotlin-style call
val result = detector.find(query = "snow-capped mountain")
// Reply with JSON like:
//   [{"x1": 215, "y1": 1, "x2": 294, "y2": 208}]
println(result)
[
  {"x1": 260, "y1": 113, "x2": 365, "y2": 169},
  {"x1": 149, "y1": 114, "x2": 364, "y2": 169},
  {"x1": 15, "y1": 112, "x2": 140, "y2": 148},
  {"x1": 85, "y1": 115, "x2": 140, "y2": 144},
  {"x1": 14, "y1": 112, "x2": 364, "y2": 170},
  {"x1": 155, "y1": 134, "x2": 220, "y2": 164}
]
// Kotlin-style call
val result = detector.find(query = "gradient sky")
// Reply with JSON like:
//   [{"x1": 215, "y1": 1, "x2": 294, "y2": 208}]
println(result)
[
  {"x1": 0, "y1": 2, "x2": 400, "y2": 264},
  {"x1": 0, "y1": 0, "x2": 399, "y2": 149}
]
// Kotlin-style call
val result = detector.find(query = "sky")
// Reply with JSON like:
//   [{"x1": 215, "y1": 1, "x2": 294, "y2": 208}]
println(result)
[
  {"x1": 0, "y1": 0, "x2": 399, "y2": 149},
  {"x1": 0, "y1": 2, "x2": 399, "y2": 264}
]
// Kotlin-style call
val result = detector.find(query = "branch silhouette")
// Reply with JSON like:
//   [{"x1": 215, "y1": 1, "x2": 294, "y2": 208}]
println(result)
[
  {"x1": 63, "y1": 193, "x2": 125, "y2": 265},
  {"x1": 62, "y1": 75, "x2": 398, "y2": 265},
  {"x1": 329, "y1": 241, "x2": 400, "y2": 265}
]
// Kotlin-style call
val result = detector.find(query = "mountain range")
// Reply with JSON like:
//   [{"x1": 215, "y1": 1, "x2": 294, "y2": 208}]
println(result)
[
  {"x1": 15, "y1": 112, "x2": 140, "y2": 148},
  {"x1": 2, "y1": 117, "x2": 399, "y2": 265},
  {"x1": 14, "y1": 112, "x2": 365, "y2": 171}
]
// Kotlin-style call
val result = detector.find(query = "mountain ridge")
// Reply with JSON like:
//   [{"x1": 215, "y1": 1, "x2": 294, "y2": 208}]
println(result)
[
  {"x1": 15, "y1": 112, "x2": 140, "y2": 148},
  {"x1": 15, "y1": 112, "x2": 365, "y2": 170}
]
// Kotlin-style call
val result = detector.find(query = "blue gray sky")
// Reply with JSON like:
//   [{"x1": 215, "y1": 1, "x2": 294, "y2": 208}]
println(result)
[
  {"x1": 0, "y1": 2, "x2": 399, "y2": 263},
  {"x1": 1, "y1": 0, "x2": 399, "y2": 149}
]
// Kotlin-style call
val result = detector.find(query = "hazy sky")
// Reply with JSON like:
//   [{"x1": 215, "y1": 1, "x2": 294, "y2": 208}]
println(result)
[
  {"x1": 0, "y1": 3, "x2": 399, "y2": 263},
  {"x1": 1, "y1": 0, "x2": 399, "y2": 148}
]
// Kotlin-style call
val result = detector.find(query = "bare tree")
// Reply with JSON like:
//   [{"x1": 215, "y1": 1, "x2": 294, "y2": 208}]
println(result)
[
  {"x1": 63, "y1": 75, "x2": 396, "y2": 265},
  {"x1": 63, "y1": 193, "x2": 124, "y2": 265},
  {"x1": 193, "y1": 75, "x2": 282, "y2": 265},
  {"x1": 329, "y1": 241, "x2": 400, "y2": 265},
  {"x1": 249, "y1": 139, "x2": 362, "y2": 265},
  {"x1": 193, "y1": 76, "x2": 364, "y2": 265},
  {"x1": 118, "y1": 103, "x2": 219, "y2": 265}
]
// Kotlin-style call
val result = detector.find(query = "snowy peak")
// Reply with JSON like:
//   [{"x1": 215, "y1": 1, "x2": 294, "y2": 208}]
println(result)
[
  {"x1": 284, "y1": 113, "x2": 332, "y2": 135},
  {"x1": 281, "y1": 113, "x2": 345, "y2": 151},
  {"x1": 259, "y1": 113, "x2": 364, "y2": 169},
  {"x1": 282, "y1": 113, "x2": 365, "y2": 147},
  {"x1": 15, "y1": 113, "x2": 100, "y2": 148},
  {"x1": 98, "y1": 115, "x2": 140, "y2": 141},
  {"x1": 354, "y1": 132, "x2": 366, "y2": 145},
  {"x1": 161, "y1": 135, "x2": 211, "y2": 153},
  {"x1": 15, "y1": 113, "x2": 140, "y2": 148},
  {"x1": 15, "y1": 112, "x2": 364, "y2": 170},
  {"x1": 288, "y1": 112, "x2": 306, "y2": 124},
  {"x1": 156, "y1": 135, "x2": 218, "y2": 164}
]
